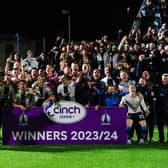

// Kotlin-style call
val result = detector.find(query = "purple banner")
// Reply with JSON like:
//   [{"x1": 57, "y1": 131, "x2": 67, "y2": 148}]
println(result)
[{"x1": 2, "y1": 101, "x2": 127, "y2": 145}]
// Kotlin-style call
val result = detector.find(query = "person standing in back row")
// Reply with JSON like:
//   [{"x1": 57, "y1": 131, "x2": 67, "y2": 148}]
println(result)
[
  {"x1": 155, "y1": 73, "x2": 168, "y2": 143},
  {"x1": 136, "y1": 77, "x2": 155, "y2": 143},
  {"x1": 139, "y1": 0, "x2": 161, "y2": 34}
]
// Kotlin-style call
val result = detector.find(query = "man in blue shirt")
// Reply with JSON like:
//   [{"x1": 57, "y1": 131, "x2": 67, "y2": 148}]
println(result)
[{"x1": 103, "y1": 86, "x2": 128, "y2": 106}]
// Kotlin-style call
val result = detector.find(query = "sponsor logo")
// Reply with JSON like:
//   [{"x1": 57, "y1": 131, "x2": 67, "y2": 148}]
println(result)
[
  {"x1": 43, "y1": 101, "x2": 86, "y2": 124},
  {"x1": 101, "y1": 109, "x2": 111, "y2": 125},
  {"x1": 19, "y1": 113, "x2": 28, "y2": 126}
]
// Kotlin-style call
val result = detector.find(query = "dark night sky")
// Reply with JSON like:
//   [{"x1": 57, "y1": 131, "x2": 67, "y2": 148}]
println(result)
[{"x1": 0, "y1": 0, "x2": 142, "y2": 42}]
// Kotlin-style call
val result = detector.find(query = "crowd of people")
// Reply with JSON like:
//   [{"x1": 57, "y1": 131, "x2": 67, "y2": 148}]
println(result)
[{"x1": 0, "y1": 0, "x2": 168, "y2": 144}]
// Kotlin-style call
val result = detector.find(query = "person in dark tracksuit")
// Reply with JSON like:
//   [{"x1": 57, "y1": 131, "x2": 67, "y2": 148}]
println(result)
[
  {"x1": 0, "y1": 79, "x2": 13, "y2": 131},
  {"x1": 83, "y1": 78, "x2": 101, "y2": 110},
  {"x1": 155, "y1": 73, "x2": 168, "y2": 143},
  {"x1": 136, "y1": 77, "x2": 155, "y2": 143},
  {"x1": 0, "y1": 80, "x2": 3, "y2": 131}
]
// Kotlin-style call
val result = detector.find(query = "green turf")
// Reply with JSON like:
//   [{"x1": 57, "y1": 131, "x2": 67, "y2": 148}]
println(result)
[
  {"x1": 0, "y1": 128, "x2": 168, "y2": 168},
  {"x1": 0, "y1": 144, "x2": 168, "y2": 168}
]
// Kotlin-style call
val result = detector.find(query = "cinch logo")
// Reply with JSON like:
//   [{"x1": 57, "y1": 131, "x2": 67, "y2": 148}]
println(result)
[{"x1": 43, "y1": 101, "x2": 86, "y2": 124}]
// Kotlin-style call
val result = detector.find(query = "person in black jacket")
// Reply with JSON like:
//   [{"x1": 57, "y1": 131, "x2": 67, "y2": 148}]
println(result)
[
  {"x1": 0, "y1": 78, "x2": 13, "y2": 131},
  {"x1": 83, "y1": 78, "x2": 101, "y2": 110},
  {"x1": 155, "y1": 73, "x2": 168, "y2": 143},
  {"x1": 136, "y1": 77, "x2": 155, "y2": 142}
]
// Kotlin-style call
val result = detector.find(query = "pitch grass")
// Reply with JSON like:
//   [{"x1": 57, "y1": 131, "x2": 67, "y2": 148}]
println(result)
[{"x1": 0, "y1": 128, "x2": 168, "y2": 168}]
